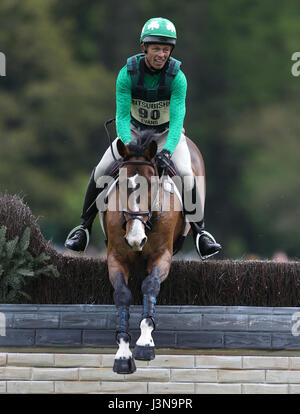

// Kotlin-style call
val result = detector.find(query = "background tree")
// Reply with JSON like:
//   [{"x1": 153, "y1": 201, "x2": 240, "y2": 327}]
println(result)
[{"x1": 1, "y1": 0, "x2": 300, "y2": 259}]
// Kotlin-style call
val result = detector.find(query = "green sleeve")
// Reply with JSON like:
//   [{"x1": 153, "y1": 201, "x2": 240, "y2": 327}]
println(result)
[
  {"x1": 163, "y1": 70, "x2": 187, "y2": 154},
  {"x1": 115, "y1": 66, "x2": 132, "y2": 144}
]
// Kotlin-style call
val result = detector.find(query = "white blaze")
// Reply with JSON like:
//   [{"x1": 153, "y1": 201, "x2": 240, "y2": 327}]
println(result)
[{"x1": 125, "y1": 174, "x2": 147, "y2": 250}]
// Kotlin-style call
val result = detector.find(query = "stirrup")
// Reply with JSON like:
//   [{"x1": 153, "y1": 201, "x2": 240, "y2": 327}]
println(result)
[
  {"x1": 195, "y1": 230, "x2": 220, "y2": 260},
  {"x1": 64, "y1": 225, "x2": 90, "y2": 253}
]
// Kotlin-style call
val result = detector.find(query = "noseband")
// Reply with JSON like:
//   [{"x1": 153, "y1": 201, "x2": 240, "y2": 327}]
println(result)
[{"x1": 120, "y1": 157, "x2": 156, "y2": 232}]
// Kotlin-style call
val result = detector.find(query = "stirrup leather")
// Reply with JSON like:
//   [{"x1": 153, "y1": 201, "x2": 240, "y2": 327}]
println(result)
[
  {"x1": 64, "y1": 225, "x2": 90, "y2": 253},
  {"x1": 195, "y1": 230, "x2": 219, "y2": 260}
]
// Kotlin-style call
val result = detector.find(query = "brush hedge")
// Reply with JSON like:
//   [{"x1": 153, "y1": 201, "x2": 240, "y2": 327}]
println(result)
[{"x1": 1, "y1": 192, "x2": 299, "y2": 306}]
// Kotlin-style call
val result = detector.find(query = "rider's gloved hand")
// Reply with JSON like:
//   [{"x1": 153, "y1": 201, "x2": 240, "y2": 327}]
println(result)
[{"x1": 155, "y1": 149, "x2": 172, "y2": 171}]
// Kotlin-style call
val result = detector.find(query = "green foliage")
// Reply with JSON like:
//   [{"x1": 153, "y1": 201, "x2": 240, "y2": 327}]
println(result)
[
  {"x1": 230, "y1": 101, "x2": 300, "y2": 258},
  {"x1": 0, "y1": 0, "x2": 115, "y2": 238},
  {"x1": 1, "y1": 0, "x2": 300, "y2": 259},
  {"x1": 0, "y1": 226, "x2": 59, "y2": 303}
]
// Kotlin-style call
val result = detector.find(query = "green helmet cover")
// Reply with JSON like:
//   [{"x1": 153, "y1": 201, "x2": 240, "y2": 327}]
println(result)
[{"x1": 140, "y1": 17, "x2": 177, "y2": 46}]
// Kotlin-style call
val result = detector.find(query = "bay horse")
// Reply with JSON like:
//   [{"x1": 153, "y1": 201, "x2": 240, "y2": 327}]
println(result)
[{"x1": 103, "y1": 130, "x2": 205, "y2": 374}]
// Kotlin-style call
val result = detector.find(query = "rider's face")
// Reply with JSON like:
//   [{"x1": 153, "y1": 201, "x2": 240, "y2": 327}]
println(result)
[{"x1": 143, "y1": 44, "x2": 173, "y2": 70}]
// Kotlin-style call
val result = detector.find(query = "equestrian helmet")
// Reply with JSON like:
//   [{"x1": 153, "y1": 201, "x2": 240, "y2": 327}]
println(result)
[{"x1": 140, "y1": 17, "x2": 177, "y2": 46}]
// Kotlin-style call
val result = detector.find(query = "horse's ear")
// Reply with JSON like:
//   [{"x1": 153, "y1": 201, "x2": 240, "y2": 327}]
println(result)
[
  {"x1": 117, "y1": 139, "x2": 129, "y2": 159},
  {"x1": 145, "y1": 140, "x2": 157, "y2": 160}
]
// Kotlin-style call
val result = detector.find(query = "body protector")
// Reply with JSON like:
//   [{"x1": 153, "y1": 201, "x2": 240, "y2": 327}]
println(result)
[{"x1": 127, "y1": 53, "x2": 181, "y2": 130}]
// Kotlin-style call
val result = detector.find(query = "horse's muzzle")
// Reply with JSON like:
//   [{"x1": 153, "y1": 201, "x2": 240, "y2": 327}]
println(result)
[{"x1": 125, "y1": 235, "x2": 148, "y2": 251}]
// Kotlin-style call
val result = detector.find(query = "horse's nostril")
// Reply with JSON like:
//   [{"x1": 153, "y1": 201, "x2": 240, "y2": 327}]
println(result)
[
  {"x1": 140, "y1": 237, "x2": 147, "y2": 248},
  {"x1": 124, "y1": 234, "x2": 147, "y2": 251}
]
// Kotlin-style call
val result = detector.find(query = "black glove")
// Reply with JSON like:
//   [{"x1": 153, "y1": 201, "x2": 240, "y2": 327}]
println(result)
[{"x1": 155, "y1": 149, "x2": 172, "y2": 171}]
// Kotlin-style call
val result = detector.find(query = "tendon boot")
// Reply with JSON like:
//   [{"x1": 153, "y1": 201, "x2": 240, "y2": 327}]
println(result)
[
  {"x1": 184, "y1": 178, "x2": 222, "y2": 259},
  {"x1": 65, "y1": 168, "x2": 101, "y2": 253}
]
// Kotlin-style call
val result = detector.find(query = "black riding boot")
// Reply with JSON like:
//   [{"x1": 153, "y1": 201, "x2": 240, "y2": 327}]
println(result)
[
  {"x1": 185, "y1": 179, "x2": 222, "y2": 259},
  {"x1": 64, "y1": 168, "x2": 101, "y2": 252}
]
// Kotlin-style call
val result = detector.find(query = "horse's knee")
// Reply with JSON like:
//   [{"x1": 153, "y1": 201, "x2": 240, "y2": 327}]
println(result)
[
  {"x1": 141, "y1": 268, "x2": 161, "y2": 297},
  {"x1": 147, "y1": 252, "x2": 172, "y2": 283},
  {"x1": 113, "y1": 273, "x2": 133, "y2": 306}
]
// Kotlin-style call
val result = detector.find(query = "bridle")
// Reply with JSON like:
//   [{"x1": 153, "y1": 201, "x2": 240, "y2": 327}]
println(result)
[
  {"x1": 103, "y1": 118, "x2": 163, "y2": 232},
  {"x1": 119, "y1": 157, "x2": 162, "y2": 232}
]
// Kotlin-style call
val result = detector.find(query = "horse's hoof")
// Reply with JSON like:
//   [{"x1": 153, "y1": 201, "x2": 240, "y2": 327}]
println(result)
[
  {"x1": 113, "y1": 357, "x2": 136, "y2": 374},
  {"x1": 133, "y1": 345, "x2": 155, "y2": 361}
]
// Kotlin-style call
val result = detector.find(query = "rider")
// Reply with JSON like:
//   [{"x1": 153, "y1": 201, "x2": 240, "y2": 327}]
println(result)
[{"x1": 65, "y1": 17, "x2": 221, "y2": 259}]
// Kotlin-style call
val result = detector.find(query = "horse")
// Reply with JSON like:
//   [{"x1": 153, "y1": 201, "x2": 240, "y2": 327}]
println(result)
[{"x1": 102, "y1": 130, "x2": 205, "y2": 374}]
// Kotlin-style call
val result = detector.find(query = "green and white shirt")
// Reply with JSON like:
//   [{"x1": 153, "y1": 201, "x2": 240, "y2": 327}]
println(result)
[{"x1": 116, "y1": 56, "x2": 187, "y2": 154}]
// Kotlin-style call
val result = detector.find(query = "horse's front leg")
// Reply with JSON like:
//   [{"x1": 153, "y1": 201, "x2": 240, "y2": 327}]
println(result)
[
  {"x1": 133, "y1": 249, "x2": 172, "y2": 361},
  {"x1": 108, "y1": 254, "x2": 136, "y2": 374}
]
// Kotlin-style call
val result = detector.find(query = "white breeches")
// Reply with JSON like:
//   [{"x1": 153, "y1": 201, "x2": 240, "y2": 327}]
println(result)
[{"x1": 94, "y1": 123, "x2": 194, "y2": 191}]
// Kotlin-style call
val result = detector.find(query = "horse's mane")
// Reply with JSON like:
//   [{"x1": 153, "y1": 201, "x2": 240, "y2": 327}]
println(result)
[{"x1": 127, "y1": 130, "x2": 155, "y2": 156}]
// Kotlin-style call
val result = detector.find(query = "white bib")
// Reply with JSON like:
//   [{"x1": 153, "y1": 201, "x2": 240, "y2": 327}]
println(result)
[{"x1": 131, "y1": 98, "x2": 170, "y2": 126}]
